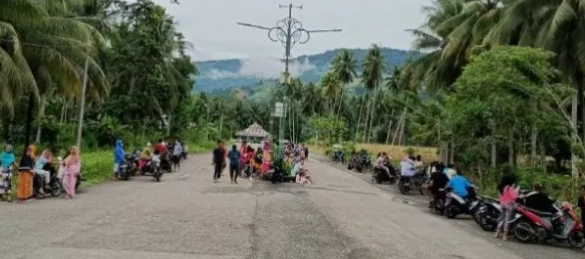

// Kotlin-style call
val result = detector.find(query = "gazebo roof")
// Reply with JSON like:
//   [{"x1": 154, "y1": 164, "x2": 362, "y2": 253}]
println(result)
[{"x1": 236, "y1": 122, "x2": 270, "y2": 138}]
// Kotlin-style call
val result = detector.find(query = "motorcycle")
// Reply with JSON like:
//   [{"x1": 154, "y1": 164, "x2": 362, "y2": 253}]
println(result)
[
  {"x1": 33, "y1": 163, "x2": 63, "y2": 197},
  {"x1": 512, "y1": 202, "x2": 585, "y2": 248},
  {"x1": 472, "y1": 195, "x2": 501, "y2": 232},
  {"x1": 347, "y1": 153, "x2": 363, "y2": 172},
  {"x1": 428, "y1": 188, "x2": 447, "y2": 215},
  {"x1": 117, "y1": 155, "x2": 133, "y2": 181},
  {"x1": 359, "y1": 151, "x2": 372, "y2": 170},
  {"x1": 444, "y1": 187, "x2": 480, "y2": 219},
  {"x1": 372, "y1": 161, "x2": 397, "y2": 184},
  {"x1": 398, "y1": 173, "x2": 428, "y2": 195},
  {"x1": 141, "y1": 158, "x2": 163, "y2": 182},
  {"x1": 268, "y1": 159, "x2": 285, "y2": 184}
]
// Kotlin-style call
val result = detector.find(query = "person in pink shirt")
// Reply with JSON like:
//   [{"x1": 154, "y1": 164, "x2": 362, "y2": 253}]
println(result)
[{"x1": 495, "y1": 175, "x2": 520, "y2": 240}]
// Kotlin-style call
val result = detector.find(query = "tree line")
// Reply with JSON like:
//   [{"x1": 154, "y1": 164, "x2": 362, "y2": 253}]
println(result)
[{"x1": 1, "y1": 0, "x2": 196, "y2": 151}]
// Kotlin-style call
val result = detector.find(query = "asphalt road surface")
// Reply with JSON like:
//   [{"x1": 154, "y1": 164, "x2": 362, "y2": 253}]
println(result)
[{"x1": 0, "y1": 154, "x2": 581, "y2": 259}]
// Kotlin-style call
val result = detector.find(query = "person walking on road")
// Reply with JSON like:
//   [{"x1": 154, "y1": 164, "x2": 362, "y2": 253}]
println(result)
[
  {"x1": 227, "y1": 145, "x2": 241, "y2": 184},
  {"x1": 212, "y1": 140, "x2": 225, "y2": 182}
]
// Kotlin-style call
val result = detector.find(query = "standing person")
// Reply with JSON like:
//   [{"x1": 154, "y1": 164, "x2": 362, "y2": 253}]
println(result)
[
  {"x1": 0, "y1": 144, "x2": 15, "y2": 202},
  {"x1": 17, "y1": 148, "x2": 35, "y2": 203},
  {"x1": 227, "y1": 145, "x2": 241, "y2": 184},
  {"x1": 62, "y1": 146, "x2": 81, "y2": 199},
  {"x1": 239, "y1": 141, "x2": 248, "y2": 172},
  {"x1": 303, "y1": 144, "x2": 309, "y2": 161},
  {"x1": 212, "y1": 140, "x2": 225, "y2": 182},
  {"x1": 172, "y1": 140, "x2": 183, "y2": 170},
  {"x1": 113, "y1": 140, "x2": 125, "y2": 179},
  {"x1": 154, "y1": 139, "x2": 168, "y2": 156},
  {"x1": 495, "y1": 175, "x2": 520, "y2": 240},
  {"x1": 262, "y1": 141, "x2": 272, "y2": 178}
]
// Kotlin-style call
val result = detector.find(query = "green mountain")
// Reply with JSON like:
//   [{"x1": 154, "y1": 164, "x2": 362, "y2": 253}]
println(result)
[{"x1": 195, "y1": 47, "x2": 419, "y2": 95}]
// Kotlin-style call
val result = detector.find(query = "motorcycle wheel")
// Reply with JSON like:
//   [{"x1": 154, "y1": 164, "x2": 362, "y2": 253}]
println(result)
[
  {"x1": 513, "y1": 220, "x2": 535, "y2": 243},
  {"x1": 568, "y1": 231, "x2": 585, "y2": 248},
  {"x1": 356, "y1": 165, "x2": 362, "y2": 173},
  {"x1": 50, "y1": 181, "x2": 62, "y2": 197},
  {"x1": 445, "y1": 206, "x2": 457, "y2": 219},
  {"x1": 398, "y1": 182, "x2": 410, "y2": 195}
]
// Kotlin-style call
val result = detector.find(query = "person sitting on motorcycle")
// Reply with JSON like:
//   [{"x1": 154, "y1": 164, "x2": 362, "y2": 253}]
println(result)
[
  {"x1": 522, "y1": 183, "x2": 557, "y2": 213},
  {"x1": 429, "y1": 162, "x2": 449, "y2": 199},
  {"x1": 443, "y1": 163, "x2": 457, "y2": 179},
  {"x1": 140, "y1": 146, "x2": 153, "y2": 171},
  {"x1": 374, "y1": 153, "x2": 390, "y2": 174},
  {"x1": 34, "y1": 150, "x2": 53, "y2": 197},
  {"x1": 414, "y1": 155, "x2": 424, "y2": 170},
  {"x1": 446, "y1": 169, "x2": 476, "y2": 201},
  {"x1": 400, "y1": 156, "x2": 417, "y2": 177}
]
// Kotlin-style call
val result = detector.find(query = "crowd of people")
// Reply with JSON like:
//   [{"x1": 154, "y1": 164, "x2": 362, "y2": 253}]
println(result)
[
  {"x1": 0, "y1": 142, "x2": 81, "y2": 203},
  {"x1": 211, "y1": 140, "x2": 311, "y2": 185},
  {"x1": 113, "y1": 138, "x2": 187, "y2": 178}
]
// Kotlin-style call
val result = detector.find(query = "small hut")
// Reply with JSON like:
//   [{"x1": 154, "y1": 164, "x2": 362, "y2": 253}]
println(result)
[{"x1": 236, "y1": 123, "x2": 271, "y2": 143}]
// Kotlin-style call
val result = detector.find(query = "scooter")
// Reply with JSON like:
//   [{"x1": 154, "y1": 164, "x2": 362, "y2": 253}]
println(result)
[
  {"x1": 398, "y1": 173, "x2": 428, "y2": 195},
  {"x1": 117, "y1": 155, "x2": 133, "y2": 181},
  {"x1": 473, "y1": 195, "x2": 501, "y2": 232},
  {"x1": 429, "y1": 188, "x2": 447, "y2": 215},
  {"x1": 444, "y1": 187, "x2": 480, "y2": 219},
  {"x1": 512, "y1": 202, "x2": 585, "y2": 248},
  {"x1": 141, "y1": 158, "x2": 163, "y2": 182},
  {"x1": 372, "y1": 161, "x2": 397, "y2": 184},
  {"x1": 33, "y1": 163, "x2": 63, "y2": 197}
]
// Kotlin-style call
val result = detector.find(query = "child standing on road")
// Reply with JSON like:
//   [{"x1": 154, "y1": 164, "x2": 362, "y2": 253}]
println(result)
[
  {"x1": 495, "y1": 175, "x2": 520, "y2": 240},
  {"x1": 227, "y1": 145, "x2": 241, "y2": 184}
]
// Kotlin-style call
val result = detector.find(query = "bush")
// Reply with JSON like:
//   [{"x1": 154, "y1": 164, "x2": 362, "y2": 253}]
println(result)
[{"x1": 81, "y1": 151, "x2": 114, "y2": 186}]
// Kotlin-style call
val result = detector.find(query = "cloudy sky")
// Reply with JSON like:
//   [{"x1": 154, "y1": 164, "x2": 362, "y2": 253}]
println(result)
[{"x1": 153, "y1": 0, "x2": 430, "y2": 61}]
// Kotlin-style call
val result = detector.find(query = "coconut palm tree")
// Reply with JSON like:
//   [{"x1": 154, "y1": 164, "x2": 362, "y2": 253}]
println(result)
[
  {"x1": 331, "y1": 49, "x2": 357, "y2": 125},
  {"x1": 361, "y1": 44, "x2": 385, "y2": 143},
  {"x1": 321, "y1": 72, "x2": 341, "y2": 115}
]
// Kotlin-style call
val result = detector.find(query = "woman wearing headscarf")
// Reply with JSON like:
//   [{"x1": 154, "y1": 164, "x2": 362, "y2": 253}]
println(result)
[
  {"x1": 0, "y1": 144, "x2": 15, "y2": 201},
  {"x1": 17, "y1": 147, "x2": 35, "y2": 203},
  {"x1": 261, "y1": 141, "x2": 272, "y2": 178},
  {"x1": 140, "y1": 142, "x2": 153, "y2": 170},
  {"x1": 34, "y1": 149, "x2": 53, "y2": 197},
  {"x1": 62, "y1": 146, "x2": 81, "y2": 199}
]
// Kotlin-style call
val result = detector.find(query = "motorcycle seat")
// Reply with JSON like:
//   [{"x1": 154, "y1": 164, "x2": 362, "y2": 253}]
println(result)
[{"x1": 526, "y1": 207, "x2": 553, "y2": 217}]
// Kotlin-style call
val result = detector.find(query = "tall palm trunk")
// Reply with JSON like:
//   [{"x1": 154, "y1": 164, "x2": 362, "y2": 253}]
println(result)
[
  {"x1": 35, "y1": 96, "x2": 47, "y2": 143},
  {"x1": 490, "y1": 119, "x2": 497, "y2": 167},
  {"x1": 24, "y1": 94, "x2": 35, "y2": 150},
  {"x1": 508, "y1": 125, "x2": 515, "y2": 166},
  {"x1": 571, "y1": 94, "x2": 578, "y2": 179},
  {"x1": 392, "y1": 106, "x2": 407, "y2": 145},
  {"x1": 398, "y1": 110, "x2": 407, "y2": 145},
  {"x1": 367, "y1": 85, "x2": 381, "y2": 143},
  {"x1": 362, "y1": 92, "x2": 372, "y2": 142},
  {"x1": 384, "y1": 111, "x2": 396, "y2": 144},
  {"x1": 354, "y1": 96, "x2": 365, "y2": 141}
]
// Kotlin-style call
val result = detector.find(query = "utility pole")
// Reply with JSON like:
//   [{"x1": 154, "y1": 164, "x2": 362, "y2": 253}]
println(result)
[
  {"x1": 238, "y1": 4, "x2": 341, "y2": 148},
  {"x1": 237, "y1": 3, "x2": 341, "y2": 79}
]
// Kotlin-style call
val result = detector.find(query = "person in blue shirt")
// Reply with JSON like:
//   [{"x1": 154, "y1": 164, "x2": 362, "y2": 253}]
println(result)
[
  {"x1": 114, "y1": 140, "x2": 125, "y2": 179},
  {"x1": 447, "y1": 170, "x2": 475, "y2": 200},
  {"x1": 227, "y1": 145, "x2": 241, "y2": 184}
]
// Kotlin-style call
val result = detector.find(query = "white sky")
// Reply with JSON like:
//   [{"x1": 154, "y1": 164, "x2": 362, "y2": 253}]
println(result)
[{"x1": 153, "y1": 0, "x2": 430, "y2": 61}]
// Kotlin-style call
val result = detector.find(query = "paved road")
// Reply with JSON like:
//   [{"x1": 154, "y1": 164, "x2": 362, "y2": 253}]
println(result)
[{"x1": 0, "y1": 154, "x2": 581, "y2": 259}]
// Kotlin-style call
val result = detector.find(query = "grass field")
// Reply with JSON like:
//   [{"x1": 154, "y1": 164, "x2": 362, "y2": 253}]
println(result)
[{"x1": 309, "y1": 142, "x2": 439, "y2": 163}]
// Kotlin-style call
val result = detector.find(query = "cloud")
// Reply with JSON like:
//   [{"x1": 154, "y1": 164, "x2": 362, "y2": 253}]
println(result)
[{"x1": 201, "y1": 57, "x2": 316, "y2": 79}]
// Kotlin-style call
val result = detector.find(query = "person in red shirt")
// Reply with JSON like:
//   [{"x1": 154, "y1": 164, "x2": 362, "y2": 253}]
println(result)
[{"x1": 154, "y1": 139, "x2": 168, "y2": 156}]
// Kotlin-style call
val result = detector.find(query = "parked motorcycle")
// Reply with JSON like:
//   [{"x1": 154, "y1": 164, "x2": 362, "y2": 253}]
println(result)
[
  {"x1": 141, "y1": 158, "x2": 163, "y2": 182},
  {"x1": 117, "y1": 155, "x2": 133, "y2": 181},
  {"x1": 372, "y1": 161, "x2": 397, "y2": 184},
  {"x1": 33, "y1": 163, "x2": 63, "y2": 197},
  {"x1": 472, "y1": 195, "x2": 501, "y2": 232},
  {"x1": 347, "y1": 153, "x2": 363, "y2": 172},
  {"x1": 512, "y1": 202, "x2": 584, "y2": 248}
]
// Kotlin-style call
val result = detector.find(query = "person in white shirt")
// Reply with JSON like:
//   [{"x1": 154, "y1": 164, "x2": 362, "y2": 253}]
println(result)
[{"x1": 400, "y1": 156, "x2": 417, "y2": 177}]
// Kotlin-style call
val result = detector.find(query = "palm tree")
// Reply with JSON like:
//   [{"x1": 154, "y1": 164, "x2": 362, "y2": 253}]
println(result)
[
  {"x1": 331, "y1": 49, "x2": 357, "y2": 126},
  {"x1": 321, "y1": 72, "x2": 341, "y2": 115},
  {"x1": 361, "y1": 44, "x2": 385, "y2": 143}
]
